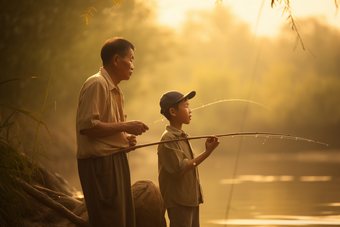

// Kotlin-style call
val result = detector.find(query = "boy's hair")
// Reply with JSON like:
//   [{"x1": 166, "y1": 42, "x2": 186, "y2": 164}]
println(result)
[
  {"x1": 160, "y1": 91, "x2": 196, "y2": 121},
  {"x1": 101, "y1": 37, "x2": 135, "y2": 66},
  {"x1": 163, "y1": 99, "x2": 185, "y2": 121}
]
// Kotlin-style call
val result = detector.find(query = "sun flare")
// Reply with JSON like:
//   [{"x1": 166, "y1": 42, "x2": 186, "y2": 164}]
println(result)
[{"x1": 154, "y1": 0, "x2": 340, "y2": 37}]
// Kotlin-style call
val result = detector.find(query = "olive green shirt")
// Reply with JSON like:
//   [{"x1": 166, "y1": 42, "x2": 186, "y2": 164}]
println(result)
[
  {"x1": 158, "y1": 125, "x2": 203, "y2": 208},
  {"x1": 76, "y1": 67, "x2": 129, "y2": 159}
]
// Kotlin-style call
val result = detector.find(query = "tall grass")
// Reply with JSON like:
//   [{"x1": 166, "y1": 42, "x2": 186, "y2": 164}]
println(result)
[{"x1": 0, "y1": 77, "x2": 55, "y2": 226}]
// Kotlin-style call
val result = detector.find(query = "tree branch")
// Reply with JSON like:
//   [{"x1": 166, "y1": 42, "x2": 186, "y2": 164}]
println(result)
[{"x1": 15, "y1": 177, "x2": 89, "y2": 227}]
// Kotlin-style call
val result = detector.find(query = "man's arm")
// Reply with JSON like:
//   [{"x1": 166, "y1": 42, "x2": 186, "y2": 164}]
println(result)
[{"x1": 80, "y1": 121, "x2": 149, "y2": 137}]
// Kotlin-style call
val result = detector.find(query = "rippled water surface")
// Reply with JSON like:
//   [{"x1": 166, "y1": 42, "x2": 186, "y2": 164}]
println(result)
[
  {"x1": 199, "y1": 151, "x2": 340, "y2": 226},
  {"x1": 130, "y1": 149, "x2": 340, "y2": 226}
]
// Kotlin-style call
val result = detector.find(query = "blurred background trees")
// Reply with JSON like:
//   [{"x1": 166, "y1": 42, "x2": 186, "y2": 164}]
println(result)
[{"x1": 1, "y1": 0, "x2": 339, "y2": 191}]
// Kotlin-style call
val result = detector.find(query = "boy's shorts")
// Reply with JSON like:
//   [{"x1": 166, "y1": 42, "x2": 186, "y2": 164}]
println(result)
[{"x1": 167, "y1": 204, "x2": 200, "y2": 227}]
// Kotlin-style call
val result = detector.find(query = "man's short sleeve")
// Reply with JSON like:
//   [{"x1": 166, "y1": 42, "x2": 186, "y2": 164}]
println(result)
[{"x1": 77, "y1": 79, "x2": 107, "y2": 130}]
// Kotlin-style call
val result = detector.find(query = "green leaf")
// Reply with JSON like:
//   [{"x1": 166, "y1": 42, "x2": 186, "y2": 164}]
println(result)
[
  {"x1": 0, "y1": 104, "x2": 43, "y2": 124},
  {"x1": 41, "y1": 75, "x2": 52, "y2": 113},
  {"x1": 42, "y1": 102, "x2": 56, "y2": 115},
  {"x1": 0, "y1": 77, "x2": 39, "y2": 86},
  {"x1": 271, "y1": 0, "x2": 275, "y2": 8}
]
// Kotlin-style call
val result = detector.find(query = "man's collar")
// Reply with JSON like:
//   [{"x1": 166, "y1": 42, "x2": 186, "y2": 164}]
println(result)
[{"x1": 100, "y1": 67, "x2": 117, "y2": 91}]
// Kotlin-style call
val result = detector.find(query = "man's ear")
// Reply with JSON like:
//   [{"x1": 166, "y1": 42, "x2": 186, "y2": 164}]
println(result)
[
  {"x1": 169, "y1": 108, "x2": 176, "y2": 117},
  {"x1": 112, "y1": 54, "x2": 119, "y2": 66}
]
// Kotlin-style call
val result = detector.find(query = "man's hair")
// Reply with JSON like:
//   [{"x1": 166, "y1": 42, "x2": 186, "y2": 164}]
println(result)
[{"x1": 101, "y1": 37, "x2": 135, "y2": 65}]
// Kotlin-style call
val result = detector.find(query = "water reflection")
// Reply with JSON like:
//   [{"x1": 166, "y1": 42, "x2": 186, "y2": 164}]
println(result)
[
  {"x1": 202, "y1": 168, "x2": 340, "y2": 226},
  {"x1": 130, "y1": 151, "x2": 340, "y2": 226},
  {"x1": 209, "y1": 214, "x2": 340, "y2": 225},
  {"x1": 213, "y1": 175, "x2": 339, "y2": 225},
  {"x1": 220, "y1": 175, "x2": 332, "y2": 184}
]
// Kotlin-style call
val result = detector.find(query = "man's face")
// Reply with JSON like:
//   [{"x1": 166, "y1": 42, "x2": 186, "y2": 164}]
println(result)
[{"x1": 116, "y1": 48, "x2": 134, "y2": 82}]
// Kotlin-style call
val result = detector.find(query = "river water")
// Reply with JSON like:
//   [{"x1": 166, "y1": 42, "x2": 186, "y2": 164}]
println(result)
[
  {"x1": 199, "y1": 150, "x2": 340, "y2": 226},
  {"x1": 130, "y1": 147, "x2": 340, "y2": 227}
]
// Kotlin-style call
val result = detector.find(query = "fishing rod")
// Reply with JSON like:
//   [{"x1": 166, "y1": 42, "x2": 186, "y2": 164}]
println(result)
[
  {"x1": 117, "y1": 132, "x2": 328, "y2": 153},
  {"x1": 148, "y1": 99, "x2": 272, "y2": 126}
]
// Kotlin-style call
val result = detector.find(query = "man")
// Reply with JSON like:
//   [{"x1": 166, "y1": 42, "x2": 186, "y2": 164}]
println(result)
[{"x1": 76, "y1": 37, "x2": 149, "y2": 227}]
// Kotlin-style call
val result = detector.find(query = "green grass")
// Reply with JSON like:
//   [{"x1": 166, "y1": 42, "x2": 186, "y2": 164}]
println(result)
[{"x1": 0, "y1": 76, "x2": 55, "y2": 226}]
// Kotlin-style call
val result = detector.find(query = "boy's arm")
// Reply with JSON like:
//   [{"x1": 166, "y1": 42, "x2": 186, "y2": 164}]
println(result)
[
  {"x1": 158, "y1": 140, "x2": 189, "y2": 179},
  {"x1": 183, "y1": 136, "x2": 220, "y2": 175}
]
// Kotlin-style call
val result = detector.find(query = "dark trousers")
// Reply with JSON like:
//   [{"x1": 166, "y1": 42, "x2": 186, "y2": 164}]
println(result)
[
  {"x1": 78, "y1": 153, "x2": 135, "y2": 227},
  {"x1": 167, "y1": 204, "x2": 200, "y2": 227}
]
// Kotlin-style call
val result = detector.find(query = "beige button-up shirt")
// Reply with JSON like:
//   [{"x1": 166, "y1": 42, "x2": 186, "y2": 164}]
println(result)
[
  {"x1": 158, "y1": 125, "x2": 203, "y2": 208},
  {"x1": 76, "y1": 68, "x2": 129, "y2": 159}
]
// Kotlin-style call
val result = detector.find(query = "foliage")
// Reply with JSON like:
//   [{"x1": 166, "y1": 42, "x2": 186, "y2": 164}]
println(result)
[
  {"x1": 160, "y1": 7, "x2": 340, "y2": 141},
  {"x1": 270, "y1": 0, "x2": 340, "y2": 49},
  {"x1": 80, "y1": 0, "x2": 101, "y2": 25},
  {"x1": 270, "y1": 0, "x2": 305, "y2": 49},
  {"x1": 0, "y1": 77, "x2": 55, "y2": 226},
  {"x1": 81, "y1": 0, "x2": 124, "y2": 24},
  {"x1": 79, "y1": 0, "x2": 339, "y2": 50},
  {"x1": 2, "y1": 0, "x2": 340, "y2": 194},
  {"x1": 80, "y1": 6, "x2": 99, "y2": 25}
]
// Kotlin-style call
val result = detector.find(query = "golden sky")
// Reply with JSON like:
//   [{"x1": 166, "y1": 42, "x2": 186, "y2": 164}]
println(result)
[{"x1": 154, "y1": 0, "x2": 340, "y2": 37}]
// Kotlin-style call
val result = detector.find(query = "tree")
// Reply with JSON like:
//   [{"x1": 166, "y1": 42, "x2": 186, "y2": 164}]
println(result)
[{"x1": 81, "y1": 0, "x2": 340, "y2": 50}]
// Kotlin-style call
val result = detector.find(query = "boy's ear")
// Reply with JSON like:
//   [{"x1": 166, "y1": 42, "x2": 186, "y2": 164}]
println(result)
[{"x1": 169, "y1": 108, "x2": 176, "y2": 117}]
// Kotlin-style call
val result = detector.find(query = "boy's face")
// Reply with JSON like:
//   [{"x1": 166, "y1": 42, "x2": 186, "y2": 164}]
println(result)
[{"x1": 172, "y1": 99, "x2": 192, "y2": 125}]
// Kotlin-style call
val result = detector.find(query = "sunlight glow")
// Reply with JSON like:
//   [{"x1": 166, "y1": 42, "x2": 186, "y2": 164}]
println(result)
[
  {"x1": 155, "y1": 0, "x2": 340, "y2": 37},
  {"x1": 300, "y1": 176, "x2": 332, "y2": 182},
  {"x1": 220, "y1": 175, "x2": 333, "y2": 184},
  {"x1": 321, "y1": 203, "x2": 340, "y2": 207},
  {"x1": 76, "y1": 191, "x2": 84, "y2": 199},
  {"x1": 155, "y1": 0, "x2": 215, "y2": 29},
  {"x1": 210, "y1": 215, "x2": 340, "y2": 225}
]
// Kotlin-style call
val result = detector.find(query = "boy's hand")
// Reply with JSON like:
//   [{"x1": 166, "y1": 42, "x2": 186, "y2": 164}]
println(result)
[{"x1": 205, "y1": 136, "x2": 220, "y2": 153}]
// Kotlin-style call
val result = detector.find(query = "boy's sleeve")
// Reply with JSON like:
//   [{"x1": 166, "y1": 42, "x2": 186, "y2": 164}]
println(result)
[{"x1": 158, "y1": 139, "x2": 188, "y2": 179}]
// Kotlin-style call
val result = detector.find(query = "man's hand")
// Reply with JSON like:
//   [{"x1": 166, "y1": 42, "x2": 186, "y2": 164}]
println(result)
[
  {"x1": 125, "y1": 134, "x2": 137, "y2": 153},
  {"x1": 124, "y1": 121, "x2": 149, "y2": 135},
  {"x1": 126, "y1": 134, "x2": 137, "y2": 146}
]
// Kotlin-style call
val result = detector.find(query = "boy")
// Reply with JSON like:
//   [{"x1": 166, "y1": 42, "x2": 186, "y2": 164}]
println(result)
[{"x1": 158, "y1": 90, "x2": 220, "y2": 227}]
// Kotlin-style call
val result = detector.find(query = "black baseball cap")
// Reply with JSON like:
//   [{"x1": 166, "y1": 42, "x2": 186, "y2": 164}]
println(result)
[{"x1": 160, "y1": 91, "x2": 196, "y2": 115}]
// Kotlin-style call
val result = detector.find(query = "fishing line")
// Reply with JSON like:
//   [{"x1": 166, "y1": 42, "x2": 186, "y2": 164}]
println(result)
[
  {"x1": 223, "y1": 38, "x2": 264, "y2": 227},
  {"x1": 147, "y1": 99, "x2": 271, "y2": 127},
  {"x1": 191, "y1": 99, "x2": 271, "y2": 112},
  {"x1": 252, "y1": 0, "x2": 265, "y2": 42}
]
